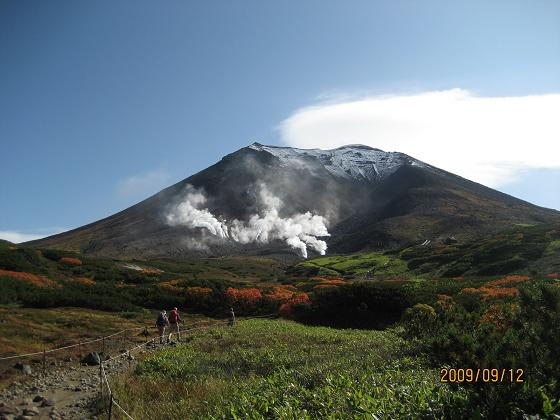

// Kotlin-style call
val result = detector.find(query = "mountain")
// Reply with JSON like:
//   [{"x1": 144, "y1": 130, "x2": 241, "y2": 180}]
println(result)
[{"x1": 27, "y1": 143, "x2": 560, "y2": 259}]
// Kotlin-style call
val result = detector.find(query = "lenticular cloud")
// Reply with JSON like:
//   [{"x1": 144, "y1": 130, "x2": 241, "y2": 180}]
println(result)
[
  {"x1": 279, "y1": 89, "x2": 560, "y2": 188},
  {"x1": 165, "y1": 184, "x2": 329, "y2": 258}
]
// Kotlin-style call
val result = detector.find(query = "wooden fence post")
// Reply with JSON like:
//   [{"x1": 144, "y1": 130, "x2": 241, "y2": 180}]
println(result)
[
  {"x1": 99, "y1": 363, "x2": 103, "y2": 398},
  {"x1": 107, "y1": 393, "x2": 113, "y2": 420}
]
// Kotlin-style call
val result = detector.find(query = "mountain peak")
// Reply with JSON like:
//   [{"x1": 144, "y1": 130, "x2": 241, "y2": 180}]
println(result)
[{"x1": 248, "y1": 142, "x2": 422, "y2": 182}]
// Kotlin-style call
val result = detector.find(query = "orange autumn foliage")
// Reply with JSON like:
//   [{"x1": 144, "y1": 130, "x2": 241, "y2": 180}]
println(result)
[
  {"x1": 486, "y1": 275, "x2": 530, "y2": 287},
  {"x1": 461, "y1": 286, "x2": 519, "y2": 300},
  {"x1": 545, "y1": 273, "x2": 560, "y2": 279},
  {"x1": 264, "y1": 286, "x2": 295, "y2": 303},
  {"x1": 59, "y1": 257, "x2": 82, "y2": 265},
  {"x1": 436, "y1": 294, "x2": 454, "y2": 310},
  {"x1": 226, "y1": 288, "x2": 262, "y2": 306},
  {"x1": 479, "y1": 303, "x2": 519, "y2": 330},
  {"x1": 70, "y1": 277, "x2": 96, "y2": 286},
  {"x1": 159, "y1": 280, "x2": 183, "y2": 294},
  {"x1": 279, "y1": 293, "x2": 310, "y2": 318},
  {"x1": 313, "y1": 284, "x2": 338, "y2": 290},
  {"x1": 0, "y1": 269, "x2": 60, "y2": 289},
  {"x1": 310, "y1": 276, "x2": 345, "y2": 284}
]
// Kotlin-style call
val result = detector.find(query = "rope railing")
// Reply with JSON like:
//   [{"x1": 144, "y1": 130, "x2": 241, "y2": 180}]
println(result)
[
  {"x1": 0, "y1": 326, "x2": 147, "y2": 361},
  {"x1": 2, "y1": 314, "x2": 277, "y2": 419}
]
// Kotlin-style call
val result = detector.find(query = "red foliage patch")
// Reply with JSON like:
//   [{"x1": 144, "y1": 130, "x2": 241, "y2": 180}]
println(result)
[
  {"x1": 70, "y1": 277, "x2": 96, "y2": 286},
  {"x1": 313, "y1": 284, "x2": 337, "y2": 290},
  {"x1": 226, "y1": 288, "x2": 262, "y2": 308},
  {"x1": 0, "y1": 269, "x2": 60, "y2": 288},
  {"x1": 59, "y1": 257, "x2": 82, "y2": 265},
  {"x1": 479, "y1": 303, "x2": 519, "y2": 330},
  {"x1": 486, "y1": 275, "x2": 530, "y2": 287},
  {"x1": 264, "y1": 286, "x2": 295, "y2": 303},
  {"x1": 279, "y1": 293, "x2": 310, "y2": 318},
  {"x1": 545, "y1": 273, "x2": 560, "y2": 279},
  {"x1": 461, "y1": 286, "x2": 519, "y2": 300}
]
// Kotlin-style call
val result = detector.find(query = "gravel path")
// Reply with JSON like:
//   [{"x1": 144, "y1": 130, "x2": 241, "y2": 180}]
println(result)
[{"x1": 0, "y1": 342, "x2": 167, "y2": 420}]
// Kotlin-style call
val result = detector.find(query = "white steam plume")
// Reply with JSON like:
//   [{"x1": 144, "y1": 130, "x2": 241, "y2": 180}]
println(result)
[
  {"x1": 166, "y1": 184, "x2": 330, "y2": 258},
  {"x1": 166, "y1": 186, "x2": 229, "y2": 239}
]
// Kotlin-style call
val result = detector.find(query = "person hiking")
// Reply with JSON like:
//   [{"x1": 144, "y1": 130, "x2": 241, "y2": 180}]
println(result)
[
  {"x1": 155, "y1": 310, "x2": 169, "y2": 344},
  {"x1": 168, "y1": 307, "x2": 181, "y2": 343},
  {"x1": 228, "y1": 307, "x2": 236, "y2": 327}
]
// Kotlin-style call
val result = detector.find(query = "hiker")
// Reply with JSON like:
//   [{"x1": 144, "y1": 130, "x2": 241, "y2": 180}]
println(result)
[
  {"x1": 155, "y1": 310, "x2": 169, "y2": 344},
  {"x1": 168, "y1": 307, "x2": 181, "y2": 343},
  {"x1": 228, "y1": 307, "x2": 236, "y2": 327}
]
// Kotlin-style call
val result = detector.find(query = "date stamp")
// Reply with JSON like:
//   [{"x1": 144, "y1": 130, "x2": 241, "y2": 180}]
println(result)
[{"x1": 440, "y1": 368, "x2": 524, "y2": 383}]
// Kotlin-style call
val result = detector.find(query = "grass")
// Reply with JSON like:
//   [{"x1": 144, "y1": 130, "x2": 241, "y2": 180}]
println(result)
[
  {"x1": 109, "y1": 319, "x2": 468, "y2": 419},
  {"x1": 293, "y1": 252, "x2": 408, "y2": 277},
  {"x1": 545, "y1": 240, "x2": 560, "y2": 256},
  {"x1": 0, "y1": 306, "x2": 160, "y2": 355}
]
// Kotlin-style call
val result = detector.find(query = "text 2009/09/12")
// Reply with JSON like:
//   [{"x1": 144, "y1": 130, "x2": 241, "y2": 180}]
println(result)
[{"x1": 440, "y1": 368, "x2": 524, "y2": 383}]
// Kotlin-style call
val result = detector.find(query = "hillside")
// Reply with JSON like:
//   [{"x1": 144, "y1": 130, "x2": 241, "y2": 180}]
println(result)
[
  {"x1": 293, "y1": 222, "x2": 560, "y2": 279},
  {"x1": 26, "y1": 143, "x2": 560, "y2": 259},
  {"x1": 2, "y1": 223, "x2": 559, "y2": 321},
  {"x1": 3, "y1": 225, "x2": 560, "y2": 418}
]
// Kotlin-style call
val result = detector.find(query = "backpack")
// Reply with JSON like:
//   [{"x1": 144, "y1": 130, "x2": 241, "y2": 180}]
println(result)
[
  {"x1": 156, "y1": 312, "x2": 167, "y2": 326},
  {"x1": 168, "y1": 310, "x2": 178, "y2": 323}
]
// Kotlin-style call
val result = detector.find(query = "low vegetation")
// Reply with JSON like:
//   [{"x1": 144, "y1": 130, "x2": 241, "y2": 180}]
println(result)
[
  {"x1": 1, "y1": 223, "x2": 559, "y2": 417},
  {"x1": 110, "y1": 319, "x2": 469, "y2": 419}
]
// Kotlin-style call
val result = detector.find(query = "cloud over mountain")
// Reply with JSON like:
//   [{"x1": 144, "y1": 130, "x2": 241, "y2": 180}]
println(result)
[{"x1": 280, "y1": 89, "x2": 560, "y2": 188}]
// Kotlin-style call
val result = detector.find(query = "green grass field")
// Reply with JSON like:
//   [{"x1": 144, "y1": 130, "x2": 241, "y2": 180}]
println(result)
[
  {"x1": 109, "y1": 319, "x2": 467, "y2": 419},
  {"x1": 293, "y1": 252, "x2": 408, "y2": 277}
]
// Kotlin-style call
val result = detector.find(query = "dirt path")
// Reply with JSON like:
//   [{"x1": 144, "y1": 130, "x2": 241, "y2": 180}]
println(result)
[{"x1": 0, "y1": 342, "x2": 166, "y2": 420}]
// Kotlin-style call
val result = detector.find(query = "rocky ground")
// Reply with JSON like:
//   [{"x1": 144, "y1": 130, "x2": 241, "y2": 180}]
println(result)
[{"x1": 0, "y1": 341, "x2": 167, "y2": 420}]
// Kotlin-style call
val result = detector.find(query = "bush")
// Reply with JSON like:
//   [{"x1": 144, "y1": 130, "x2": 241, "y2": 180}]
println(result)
[{"x1": 402, "y1": 303, "x2": 436, "y2": 338}]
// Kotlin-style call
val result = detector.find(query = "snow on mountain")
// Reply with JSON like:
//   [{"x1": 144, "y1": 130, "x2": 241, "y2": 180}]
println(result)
[{"x1": 249, "y1": 143, "x2": 424, "y2": 182}]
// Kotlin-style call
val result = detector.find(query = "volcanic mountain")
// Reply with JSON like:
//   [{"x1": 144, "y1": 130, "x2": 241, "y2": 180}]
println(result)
[{"x1": 28, "y1": 143, "x2": 560, "y2": 259}]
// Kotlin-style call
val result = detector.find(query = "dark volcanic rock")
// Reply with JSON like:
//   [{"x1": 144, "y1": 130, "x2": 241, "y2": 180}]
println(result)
[{"x1": 81, "y1": 352, "x2": 100, "y2": 366}]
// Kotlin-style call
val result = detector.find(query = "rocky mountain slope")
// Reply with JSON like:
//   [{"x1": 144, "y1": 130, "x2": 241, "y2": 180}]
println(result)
[{"x1": 27, "y1": 143, "x2": 560, "y2": 259}]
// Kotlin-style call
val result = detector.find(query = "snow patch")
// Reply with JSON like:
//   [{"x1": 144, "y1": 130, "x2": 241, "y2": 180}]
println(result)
[{"x1": 250, "y1": 143, "x2": 423, "y2": 182}]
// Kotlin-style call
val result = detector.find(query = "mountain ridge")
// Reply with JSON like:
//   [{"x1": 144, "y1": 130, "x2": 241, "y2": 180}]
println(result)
[{"x1": 27, "y1": 143, "x2": 560, "y2": 259}]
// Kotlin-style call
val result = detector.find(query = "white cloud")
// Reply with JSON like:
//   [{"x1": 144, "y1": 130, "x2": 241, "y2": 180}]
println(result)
[
  {"x1": 0, "y1": 228, "x2": 66, "y2": 244},
  {"x1": 116, "y1": 169, "x2": 171, "y2": 200},
  {"x1": 279, "y1": 89, "x2": 560, "y2": 187}
]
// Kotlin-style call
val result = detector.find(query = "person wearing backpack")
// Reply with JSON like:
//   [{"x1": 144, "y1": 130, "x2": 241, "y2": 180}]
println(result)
[
  {"x1": 168, "y1": 307, "x2": 181, "y2": 343},
  {"x1": 155, "y1": 310, "x2": 169, "y2": 344}
]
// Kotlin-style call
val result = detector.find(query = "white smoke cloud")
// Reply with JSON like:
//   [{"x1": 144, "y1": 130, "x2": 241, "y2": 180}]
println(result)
[
  {"x1": 165, "y1": 184, "x2": 330, "y2": 258},
  {"x1": 166, "y1": 186, "x2": 229, "y2": 239}
]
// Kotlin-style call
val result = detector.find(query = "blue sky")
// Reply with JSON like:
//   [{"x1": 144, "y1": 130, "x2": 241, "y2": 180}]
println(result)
[{"x1": 1, "y1": 1, "x2": 559, "y2": 242}]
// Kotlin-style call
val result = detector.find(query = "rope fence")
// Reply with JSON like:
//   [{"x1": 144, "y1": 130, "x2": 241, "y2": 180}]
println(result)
[
  {"x1": 0, "y1": 314, "x2": 276, "y2": 419},
  {"x1": 0, "y1": 325, "x2": 147, "y2": 362}
]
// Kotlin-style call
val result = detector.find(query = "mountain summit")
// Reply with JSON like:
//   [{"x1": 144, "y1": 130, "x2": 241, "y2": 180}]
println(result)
[
  {"x1": 248, "y1": 143, "x2": 424, "y2": 183},
  {"x1": 28, "y1": 143, "x2": 560, "y2": 259}
]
